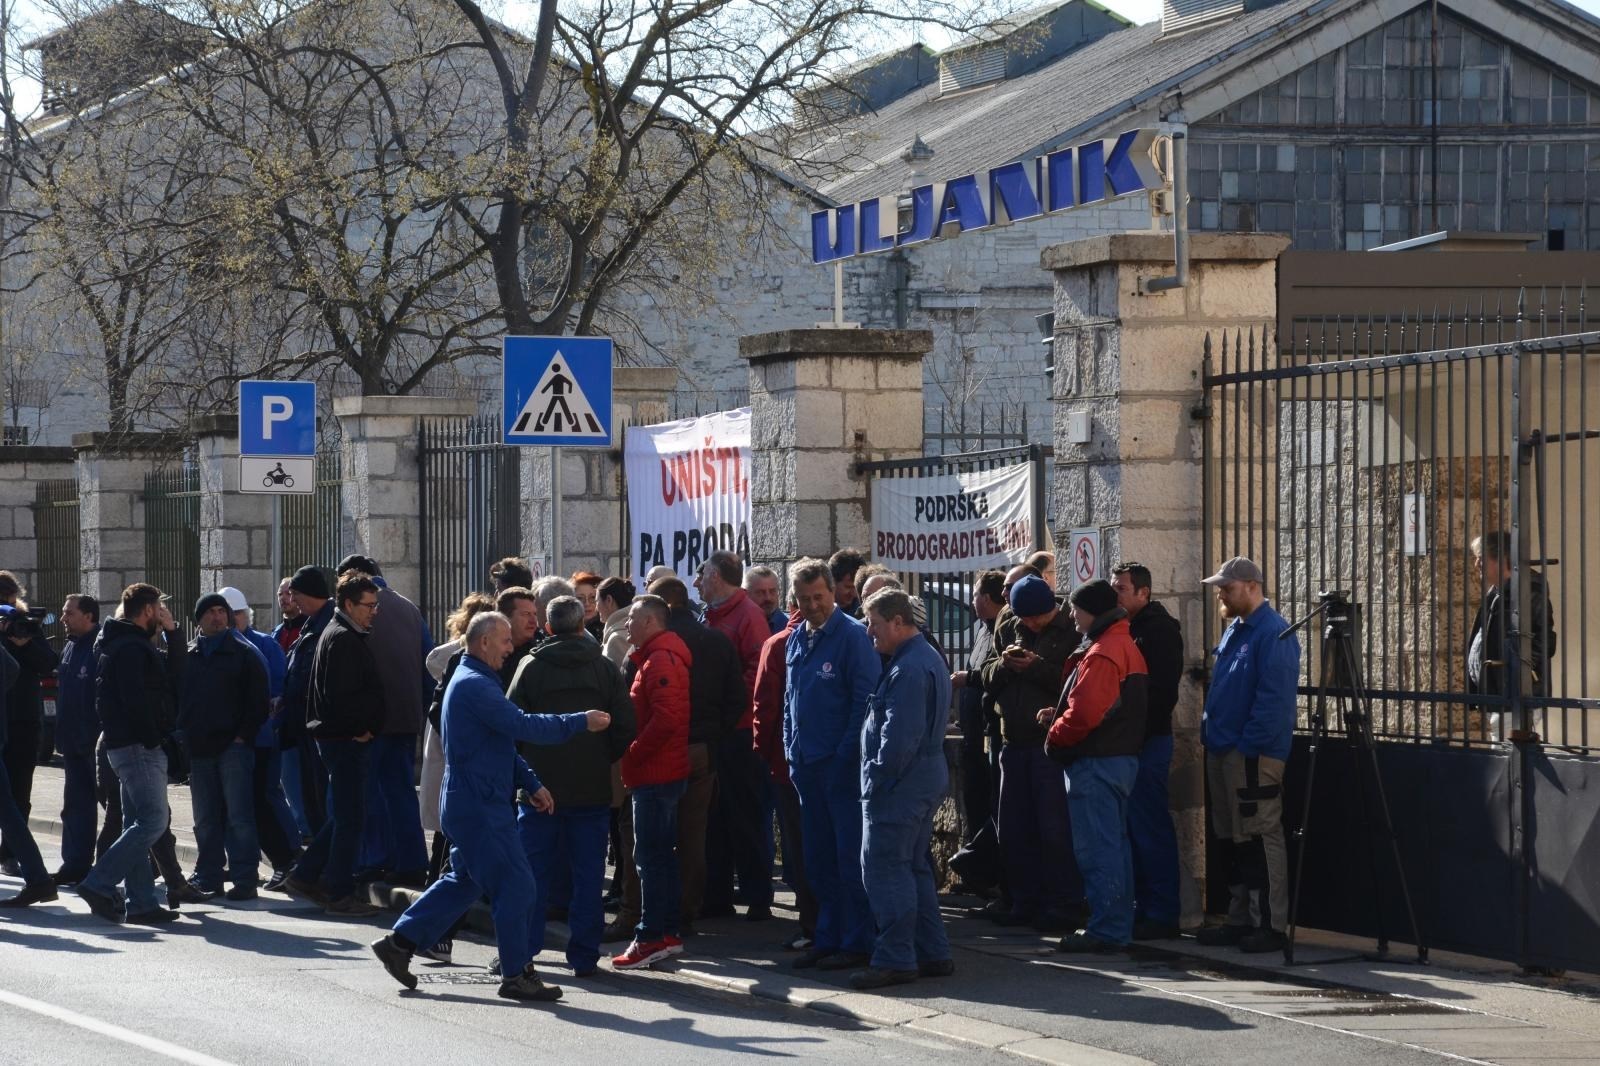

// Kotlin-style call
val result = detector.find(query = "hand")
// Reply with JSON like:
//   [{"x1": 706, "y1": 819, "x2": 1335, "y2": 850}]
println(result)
[
  {"x1": 584, "y1": 710, "x2": 611, "y2": 732},
  {"x1": 5, "y1": 634, "x2": 25, "y2": 647},
  {"x1": 951, "y1": 671, "x2": 967, "y2": 690},
  {"x1": 155, "y1": 603, "x2": 177, "y2": 632},
  {"x1": 1035, "y1": 707, "x2": 1054, "y2": 726},
  {"x1": 354, "y1": 731, "x2": 374, "y2": 743},
  {"x1": 1003, "y1": 649, "x2": 1037, "y2": 672},
  {"x1": 528, "y1": 786, "x2": 555, "y2": 813}
]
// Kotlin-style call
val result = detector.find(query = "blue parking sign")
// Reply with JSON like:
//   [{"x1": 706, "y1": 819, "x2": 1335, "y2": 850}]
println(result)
[
  {"x1": 503, "y1": 336, "x2": 613, "y2": 447},
  {"x1": 239, "y1": 380, "x2": 316, "y2": 457}
]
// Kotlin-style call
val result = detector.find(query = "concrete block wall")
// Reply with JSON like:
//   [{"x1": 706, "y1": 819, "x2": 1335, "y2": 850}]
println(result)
[
  {"x1": 1043, "y1": 231, "x2": 1291, "y2": 927},
  {"x1": 193, "y1": 415, "x2": 279, "y2": 615},
  {"x1": 0, "y1": 446, "x2": 77, "y2": 600},
  {"x1": 73, "y1": 432, "x2": 187, "y2": 603}
]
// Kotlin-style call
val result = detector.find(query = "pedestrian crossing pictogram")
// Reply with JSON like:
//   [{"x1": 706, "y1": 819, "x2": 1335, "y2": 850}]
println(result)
[{"x1": 502, "y1": 336, "x2": 614, "y2": 447}]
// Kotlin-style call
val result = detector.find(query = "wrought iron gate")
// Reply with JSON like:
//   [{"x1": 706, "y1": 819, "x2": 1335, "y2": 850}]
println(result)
[
  {"x1": 417, "y1": 416, "x2": 521, "y2": 637},
  {"x1": 143, "y1": 463, "x2": 201, "y2": 622},
  {"x1": 278, "y1": 450, "x2": 347, "y2": 578},
  {"x1": 30, "y1": 479, "x2": 79, "y2": 640},
  {"x1": 1202, "y1": 295, "x2": 1600, "y2": 970}
]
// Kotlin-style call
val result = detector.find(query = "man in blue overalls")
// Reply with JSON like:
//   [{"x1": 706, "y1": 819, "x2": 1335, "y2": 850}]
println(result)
[
  {"x1": 854, "y1": 587, "x2": 955, "y2": 990},
  {"x1": 371, "y1": 611, "x2": 610, "y2": 1002}
]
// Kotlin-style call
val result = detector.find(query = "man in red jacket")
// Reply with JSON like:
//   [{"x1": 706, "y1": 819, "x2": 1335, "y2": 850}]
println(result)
[
  {"x1": 751, "y1": 605, "x2": 817, "y2": 950},
  {"x1": 698, "y1": 550, "x2": 777, "y2": 921},
  {"x1": 1042, "y1": 580, "x2": 1148, "y2": 953},
  {"x1": 613, "y1": 595, "x2": 693, "y2": 970}
]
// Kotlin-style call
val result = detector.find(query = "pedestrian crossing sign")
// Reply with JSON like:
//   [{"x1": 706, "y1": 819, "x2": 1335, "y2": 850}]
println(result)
[{"x1": 502, "y1": 336, "x2": 614, "y2": 447}]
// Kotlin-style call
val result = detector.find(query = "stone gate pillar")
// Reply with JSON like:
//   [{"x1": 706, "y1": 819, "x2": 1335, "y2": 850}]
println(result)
[
  {"x1": 739, "y1": 328, "x2": 932, "y2": 569},
  {"x1": 1043, "y1": 232, "x2": 1289, "y2": 926},
  {"x1": 334, "y1": 394, "x2": 476, "y2": 600},
  {"x1": 193, "y1": 414, "x2": 277, "y2": 613},
  {"x1": 73, "y1": 432, "x2": 186, "y2": 603},
  {"x1": 0, "y1": 446, "x2": 76, "y2": 601}
]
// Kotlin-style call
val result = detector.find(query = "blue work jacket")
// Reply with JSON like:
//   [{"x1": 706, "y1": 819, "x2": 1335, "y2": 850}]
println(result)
[
  {"x1": 1202, "y1": 600, "x2": 1301, "y2": 761},
  {"x1": 439, "y1": 653, "x2": 588, "y2": 839},
  {"x1": 860, "y1": 632, "x2": 951, "y2": 806},
  {"x1": 783, "y1": 605, "x2": 880, "y2": 768},
  {"x1": 55, "y1": 626, "x2": 101, "y2": 757}
]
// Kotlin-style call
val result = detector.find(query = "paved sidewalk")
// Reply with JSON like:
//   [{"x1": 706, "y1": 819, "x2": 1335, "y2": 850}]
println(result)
[{"x1": 23, "y1": 764, "x2": 1600, "y2": 1065}]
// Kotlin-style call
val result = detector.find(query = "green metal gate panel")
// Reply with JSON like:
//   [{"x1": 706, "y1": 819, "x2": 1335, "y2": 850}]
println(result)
[
  {"x1": 279, "y1": 450, "x2": 347, "y2": 578},
  {"x1": 143, "y1": 464, "x2": 201, "y2": 621},
  {"x1": 30, "y1": 478, "x2": 80, "y2": 641}
]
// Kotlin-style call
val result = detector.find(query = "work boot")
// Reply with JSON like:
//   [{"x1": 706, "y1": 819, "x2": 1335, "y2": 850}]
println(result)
[
  {"x1": 498, "y1": 965, "x2": 563, "y2": 1002},
  {"x1": 77, "y1": 884, "x2": 125, "y2": 923},
  {"x1": 1239, "y1": 928, "x2": 1288, "y2": 954},
  {"x1": 371, "y1": 935, "x2": 417, "y2": 990},
  {"x1": 324, "y1": 895, "x2": 381, "y2": 917},
  {"x1": 0, "y1": 882, "x2": 59, "y2": 907},
  {"x1": 600, "y1": 919, "x2": 633, "y2": 943},
  {"x1": 918, "y1": 958, "x2": 956, "y2": 978},
  {"x1": 849, "y1": 967, "x2": 917, "y2": 991},
  {"x1": 224, "y1": 884, "x2": 259, "y2": 902},
  {"x1": 816, "y1": 951, "x2": 871, "y2": 971},
  {"x1": 1056, "y1": 931, "x2": 1124, "y2": 954},
  {"x1": 126, "y1": 906, "x2": 181, "y2": 925},
  {"x1": 1195, "y1": 923, "x2": 1252, "y2": 946}
]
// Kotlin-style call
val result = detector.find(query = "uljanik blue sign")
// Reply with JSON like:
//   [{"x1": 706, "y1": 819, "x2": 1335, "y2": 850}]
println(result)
[{"x1": 811, "y1": 128, "x2": 1161, "y2": 265}]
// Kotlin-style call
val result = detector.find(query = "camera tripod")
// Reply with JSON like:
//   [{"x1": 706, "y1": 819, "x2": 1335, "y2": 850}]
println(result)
[{"x1": 1281, "y1": 592, "x2": 1427, "y2": 965}]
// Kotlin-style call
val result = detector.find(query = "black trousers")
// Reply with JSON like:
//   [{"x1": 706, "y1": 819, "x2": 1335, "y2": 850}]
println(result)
[
  {"x1": 0, "y1": 708, "x2": 40, "y2": 863},
  {"x1": 705, "y1": 730, "x2": 775, "y2": 910}
]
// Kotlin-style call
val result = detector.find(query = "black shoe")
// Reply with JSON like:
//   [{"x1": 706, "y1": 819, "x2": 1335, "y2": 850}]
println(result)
[
  {"x1": 498, "y1": 966, "x2": 563, "y2": 1002},
  {"x1": 323, "y1": 895, "x2": 381, "y2": 917},
  {"x1": 744, "y1": 904, "x2": 773, "y2": 922},
  {"x1": 817, "y1": 951, "x2": 871, "y2": 971},
  {"x1": 782, "y1": 932, "x2": 814, "y2": 952},
  {"x1": 169, "y1": 881, "x2": 212, "y2": 907},
  {"x1": 283, "y1": 875, "x2": 329, "y2": 905},
  {"x1": 849, "y1": 967, "x2": 917, "y2": 990},
  {"x1": 51, "y1": 869, "x2": 88, "y2": 888},
  {"x1": 224, "y1": 884, "x2": 259, "y2": 902},
  {"x1": 1239, "y1": 929, "x2": 1288, "y2": 954},
  {"x1": 1132, "y1": 920, "x2": 1181, "y2": 941},
  {"x1": 601, "y1": 920, "x2": 633, "y2": 943},
  {"x1": 488, "y1": 954, "x2": 501, "y2": 977},
  {"x1": 1195, "y1": 923, "x2": 1252, "y2": 946},
  {"x1": 919, "y1": 958, "x2": 956, "y2": 978},
  {"x1": 699, "y1": 902, "x2": 737, "y2": 919},
  {"x1": 793, "y1": 947, "x2": 831, "y2": 970},
  {"x1": 78, "y1": 884, "x2": 124, "y2": 924},
  {"x1": 0, "y1": 859, "x2": 20, "y2": 877},
  {"x1": 1033, "y1": 909, "x2": 1075, "y2": 933},
  {"x1": 388, "y1": 870, "x2": 427, "y2": 890},
  {"x1": 0, "y1": 882, "x2": 59, "y2": 907},
  {"x1": 419, "y1": 939, "x2": 453, "y2": 964},
  {"x1": 264, "y1": 869, "x2": 290, "y2": 893},
  {"x1": 1056, "y1": 931, "x2": 1125, "y2": 954},
  {"x1": 966, "y1": 899, "x2": 1009, "y2": 920},
  {"x1": 371, "y1": 935, "x2": 417, "y2": 990},
  {"x1": 126, "y1": 906, "x2": 181, "y2": 925}
]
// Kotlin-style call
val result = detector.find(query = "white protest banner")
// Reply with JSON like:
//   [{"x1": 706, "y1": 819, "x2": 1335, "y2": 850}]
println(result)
[
  {"x1": 625, "y1": 408, "x2": 751, "y2": 583},
  {"x1": 870, "y1": 462, "x2": 1046, "y2": 573}
]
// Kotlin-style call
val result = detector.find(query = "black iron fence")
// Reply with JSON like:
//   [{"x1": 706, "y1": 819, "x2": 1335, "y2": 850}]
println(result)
[
  {"x1": 856, "y1": 443, "x2": 1051, "y2": 668},
  {"x1": 278, "y1": 450, "x2": 347, "y2": 579},
  {"x1": 143, "y1": 462, "x2": 201, "y2": 624},
  {"x1": 418, "y1": 415, "x2": 521, "y2": 638},
  {"x1": 1203, "y1": 293, "x2": 1600, "y2": 971},
  {"x1": 30, "y1": 478, "x2": 79, "y2": 643}
]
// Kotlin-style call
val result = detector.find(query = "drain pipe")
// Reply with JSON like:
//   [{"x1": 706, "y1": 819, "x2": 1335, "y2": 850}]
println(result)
[{"x1": 1141, "y1": 124, "x2": 1189, "y2": 295}]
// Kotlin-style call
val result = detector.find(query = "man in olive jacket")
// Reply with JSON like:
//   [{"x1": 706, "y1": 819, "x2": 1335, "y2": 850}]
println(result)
[{"x1": 509, "y1": 596, "x2": 637, "y2": 976}]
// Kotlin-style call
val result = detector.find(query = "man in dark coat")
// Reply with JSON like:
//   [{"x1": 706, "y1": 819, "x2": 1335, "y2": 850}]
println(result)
[
  {"x1": 286, "y1": 573, "x2": 385, "y2": 915},
  {"x1": 0, "y1": 571, "x2": 60, "y2": 874},
  {"x1": 281, "y1": 566, "x2": 336, "y2": 834},
  {"x1": 1112, "y1": 562, "x2": 1185, "y2": 940},
  {"x1": 0, "y1": 643, "x2": 54, "y2": 906},
  {"x1": 51, "y1": 594, "x2": 102, "y2": 885},
  {"x1": 180, "y1": 593, "x2": 270, "y2": 900},
  {"x1": 1468, "y1": 531, "x2": 1558, "y2": 719}
]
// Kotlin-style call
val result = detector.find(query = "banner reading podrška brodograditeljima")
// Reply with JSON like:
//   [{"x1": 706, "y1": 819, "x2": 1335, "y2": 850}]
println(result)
[
  {"x1": 869, "y1": 461, "x2": 1050, "y2": 574},
  {"x1": 625, "y1": 407, "x2": 751, "y2": 584}
]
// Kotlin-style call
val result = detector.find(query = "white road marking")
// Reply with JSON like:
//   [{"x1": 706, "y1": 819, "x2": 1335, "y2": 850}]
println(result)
[{"x1": 0, "y1": 987, "x2": 240, "y2": 1066}]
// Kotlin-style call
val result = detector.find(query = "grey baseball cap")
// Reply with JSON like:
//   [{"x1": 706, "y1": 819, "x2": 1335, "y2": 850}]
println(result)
[{"x1": 1202, "y1": 556, "x2": 1265, "y2": 586}]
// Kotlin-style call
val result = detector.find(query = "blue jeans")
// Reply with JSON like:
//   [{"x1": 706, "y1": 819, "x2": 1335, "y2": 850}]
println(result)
[
  {"x1": 790, "y1": 755, "x2": 872, "y2": 955},
  {"x1": 0, "y1": 743, "x2": 48, "y2": 886},
  {"x1": 395, "y1": 823, "x2": 536, "y2": 976},
  {"x1": 190, "y1": 743, "x2": 260, "y2": 889},
  {"x1": 1064, "y1": 755, "x2": 1140, "y2": 945},
  {"x1": 84, "y1": 744, "x2": 169, "y2": 914},
  {"x1": 1129, "y1": 735, "x2": 1181, "y2": 926},
  {"x1": 57, "y1": 750, "x2": 99, "y2": 877},
  {"x1": 998, "y1": 742, "x2": 1081, "y2": 916},
  {"x1": 862, "y1": 792, "x2": 950, "y2": 972},
  {"x1": 360, "y1": 734, "x2": 428, "y2": 877},
  {"x1": 292, "y1": 739, "x2": 371, "y2": 900},
  {"x1": 279, "y1": 742, "x2": 313, "y2": 838},
  {"x1": 632, "y1": 779, "x2": 686, "y2": 941},
  {"x1": 519, "y1": 804, "x2": 610, "y2": 970}
]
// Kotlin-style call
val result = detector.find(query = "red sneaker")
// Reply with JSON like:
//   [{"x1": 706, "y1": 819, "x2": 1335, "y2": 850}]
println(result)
[
  {"x1": 612, "y1": 938, "x2": 677, "y2": 970},
  {"x1": 663, "y1": 934, "x2": 685, "y2": 956}
]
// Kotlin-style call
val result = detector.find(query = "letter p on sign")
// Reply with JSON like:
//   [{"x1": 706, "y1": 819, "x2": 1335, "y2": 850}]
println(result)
[{"x1": 263, "y1": 396, "x2": 293, "y2": 440}]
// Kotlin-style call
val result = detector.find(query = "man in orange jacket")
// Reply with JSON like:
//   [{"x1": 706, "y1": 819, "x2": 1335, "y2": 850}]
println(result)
[{"x1": 1041, "y1": 580, "x2": 1148, "y2": 953}]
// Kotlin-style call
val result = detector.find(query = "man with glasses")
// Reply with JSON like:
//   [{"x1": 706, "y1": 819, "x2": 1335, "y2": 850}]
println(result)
[{"x1": 285, "y1": 573, "x2": 386, "y2": 916}]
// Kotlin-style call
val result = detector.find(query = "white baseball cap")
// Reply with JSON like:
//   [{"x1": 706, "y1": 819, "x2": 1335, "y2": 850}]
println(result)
[{"x1": 218, "y1": 587, "x2": 250, "y2": 613}]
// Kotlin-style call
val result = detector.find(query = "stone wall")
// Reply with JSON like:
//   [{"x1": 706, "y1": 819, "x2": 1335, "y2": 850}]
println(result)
[
  {"x1": 0, "y1": 446, "x2": 77, "y2": 602},
  {"x1": 73, "y1": 432, "x2": 188, "y2": 603}
]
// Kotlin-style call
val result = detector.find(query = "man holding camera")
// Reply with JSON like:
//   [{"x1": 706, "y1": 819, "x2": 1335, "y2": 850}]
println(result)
[
  {"x1": 0, "y1": 572, "x2": 60, "y2": 877},
  {"x1": 1198, "y1": 557, "x2": 1300, "y2": 954}
]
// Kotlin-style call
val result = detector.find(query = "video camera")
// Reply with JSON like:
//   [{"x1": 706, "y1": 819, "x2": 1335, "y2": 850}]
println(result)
[{"x1": 0, "y1": 603, "x2": 53, "y2": 640}]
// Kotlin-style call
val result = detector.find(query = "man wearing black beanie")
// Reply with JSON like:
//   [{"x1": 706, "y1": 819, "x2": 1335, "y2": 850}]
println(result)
[{"x1": 1041, "y1": 579, "x2": 1148, "y2": 953}]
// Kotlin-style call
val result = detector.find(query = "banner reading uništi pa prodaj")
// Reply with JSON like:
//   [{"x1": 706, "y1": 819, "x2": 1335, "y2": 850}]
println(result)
[
  {"x1": 625, "y1": 408, "x2": 751, "y2": 583},
  {"x1": 870, "y1": 462, "x2": 1046, "y2": 573}
]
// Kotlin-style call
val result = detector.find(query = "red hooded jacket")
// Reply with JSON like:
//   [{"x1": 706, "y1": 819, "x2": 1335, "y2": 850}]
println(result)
[{"x1": 622, "y1": 629, "x2": 692, "y2": 788}]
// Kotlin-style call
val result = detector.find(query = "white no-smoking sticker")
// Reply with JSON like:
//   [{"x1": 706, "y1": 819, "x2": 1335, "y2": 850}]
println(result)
[{"x1": 1068, "y1": 529, "x2": 1101, "y2": 583}]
